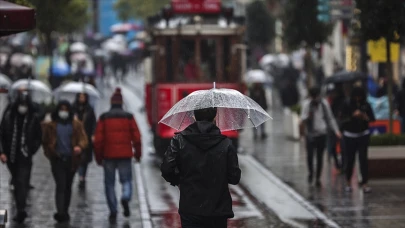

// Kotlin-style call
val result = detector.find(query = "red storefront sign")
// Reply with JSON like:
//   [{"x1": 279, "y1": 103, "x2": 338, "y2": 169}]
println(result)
[{"x1": 171, "y1": 0, "x2": 221, "y2": 14}]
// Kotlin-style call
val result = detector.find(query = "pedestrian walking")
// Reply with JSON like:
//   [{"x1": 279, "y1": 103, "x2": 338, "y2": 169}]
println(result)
[
  {"x1": 161, "y1": 107, "x2": 241, "y2": 228},
  {"x1": 300, "y1": 87, "x2": 342, "y2": 187},
  {"x1": 249, "y1": 83, "x2": 268, "y2": 140},
  {"x1": 73, "y1": 93, "x2": 96, "y2": 190},
  {"x1": 93, "y1": 88, "x2": 142, "y2": 224},
  {"x1": 0, "y1": 91, "x2": 42, "y2": 223},
  {"x1": 341, "y1": 87, "x2": 375, "y2": 193},
  {"x1": 41, "y1": 100, "x2": 88, "y2": 223},
  {"x1": 395, "y1": 79, "x2": 405, "y2": 133}
]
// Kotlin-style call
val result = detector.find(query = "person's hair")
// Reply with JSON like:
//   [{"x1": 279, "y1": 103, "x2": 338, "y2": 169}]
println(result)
[
  {"x1": 194, "y1": 107, "x2": 217, "y2": 122},
  {"x1": 74, "y1": 92, "x2": 89, "y2": 105},
  {"x1": 308, "y1": 87, "x2": 321, "y2": 99}
]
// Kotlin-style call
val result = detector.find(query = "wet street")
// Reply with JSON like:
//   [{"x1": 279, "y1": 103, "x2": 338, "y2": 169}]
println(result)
[{"x1": 1, "y1": 71, "x2": 405, "y2": 228}]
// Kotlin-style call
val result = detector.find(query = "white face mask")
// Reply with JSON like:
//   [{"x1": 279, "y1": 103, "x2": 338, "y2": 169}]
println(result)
[
  {"x1": 18, "y1": 105, "x2": 28, "y2": 115},
  {"x1": 58, "y1": 111, "x2": 69, "y2": 120}
]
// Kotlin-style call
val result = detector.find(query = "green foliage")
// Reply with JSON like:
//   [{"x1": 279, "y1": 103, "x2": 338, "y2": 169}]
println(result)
[
  {"x1": 289, "y1": 104, "x2": 301, "y2": 115},
  {"x1": 370, "y1": 134, "x2": 405, "y2": 146},
  {"x1": 283, "y1": 0, "x2": 332, "y2": 50},
  {"x1": 246, "y1": 1, "x2": 275, "y2": 46},
  {"x1": 356, "y1": 0, "x2": 405, "y2": 42},
  {"x1": 28, "y1": 0, "x2": 89, "y2": 35},
  {"x1": 114, "y1": 0, "x2": 170, "y2": 19}
]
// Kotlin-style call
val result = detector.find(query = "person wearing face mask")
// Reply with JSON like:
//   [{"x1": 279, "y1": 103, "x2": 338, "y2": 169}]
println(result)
[
  {"x1": 73, "y1": 93, "x2": 96, "y2": 190},
  {"x1": 300, "y1": 87, "x2": 342, "y2": 187},
  {"x1": 0, "y1": 91, "x2": 42, "y2": 223},
  {"x1": 41, "y1": 100, "x2": 88, "y2": 223},
  {"x1": 340, "y1": 86, "x2": 375, "y2": 193}
]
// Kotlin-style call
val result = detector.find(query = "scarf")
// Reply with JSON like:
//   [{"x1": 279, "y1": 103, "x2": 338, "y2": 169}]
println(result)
[{"x1": 10, "y1": 115, "x2": 29, "y2": 163}]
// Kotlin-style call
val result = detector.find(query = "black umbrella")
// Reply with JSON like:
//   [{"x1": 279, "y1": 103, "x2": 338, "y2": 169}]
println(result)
[{"x1": 324, "y1": 71, "x2": 367, "y2": 84}]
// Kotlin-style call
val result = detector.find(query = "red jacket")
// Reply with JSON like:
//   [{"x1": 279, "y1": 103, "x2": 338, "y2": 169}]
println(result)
[{"x1": 94, "y1": 107, "x2": 141, "y2": 164}]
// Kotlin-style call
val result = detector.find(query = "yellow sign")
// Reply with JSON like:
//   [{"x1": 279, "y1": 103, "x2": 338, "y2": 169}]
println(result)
[{"x1": 367, "y1": 38, "x2": 400, "y2": 62}]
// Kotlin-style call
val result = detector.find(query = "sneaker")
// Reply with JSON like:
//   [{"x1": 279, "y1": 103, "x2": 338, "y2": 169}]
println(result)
[
  {"x1": 121, "y1": 199, "x2": 130, "y2": 217},
  {"x1": 109, "y1": 213, "x2": 117, "y2": 224},
  {"x1": 345, "y1": 185, "x2": 352, "y2": 192},
  {"x1": 13, "y1": 211, "x2": 27, "y2": 224},
  {"x1": 53, "y1": 213, "x2": 69, "y2": 223}
]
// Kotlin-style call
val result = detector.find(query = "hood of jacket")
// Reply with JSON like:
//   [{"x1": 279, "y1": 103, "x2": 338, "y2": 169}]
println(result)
[{"x1": 180, "y1": 121, "x2": 226, "y2": 151}]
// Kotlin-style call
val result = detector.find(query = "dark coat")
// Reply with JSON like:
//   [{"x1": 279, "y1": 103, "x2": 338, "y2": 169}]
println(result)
[
  {"x1": 161, "y1": 121, "x2": 241, "y2": 218},
  {"x1": 0, "y1": 104, "x2": 42, "y2": 162},
  {"x1": 340, "y1": 99, "x2": 375, "y2": 133},
  {"x1": 249, "y1": 85, "x2": 268, "y2": 110},
  {"x1": 73, "y1": 97, "x2": 96, "y2": 164}
]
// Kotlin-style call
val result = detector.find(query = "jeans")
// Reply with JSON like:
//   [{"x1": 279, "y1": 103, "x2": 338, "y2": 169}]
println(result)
[
  {"x1": 306, "y1": 135, "x2": 327, "y2": 180},
  {"x1": 344, "y1": 135, "x2": 370, "y2": 184},
  {"x1": 180, "y1": 214, "x2": 227, "y2": 228},
  {"x1": 51, "y1": 157, "x2": 75, "y2": 215},
  {"x1": 327, "y1": 132, "x2": 341, "y2": 169},
  {"x1": 104, "y1": 159, "x2": 133, "y2": 214},
  {"x1": 7, "y1": 160, "x2": 32, "y2": 212},
  {"x1": 77, "y1": 164, "x2": 88, "y2": 178}
]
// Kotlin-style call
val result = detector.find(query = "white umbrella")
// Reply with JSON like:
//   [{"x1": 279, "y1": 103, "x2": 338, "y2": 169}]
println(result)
[
  {"x1": 259, "y1": 54, "x2": 277, "y2": 69},
  {"x1": 10, "y1": 53, "x2": 25, "y2": 67},
  {"x1": 135, "y1": 31, "x2": 148, "y2": 40},
  {"x1": 277, "y1": 53, "x2": 290, "y2": 67},
  {"x1": 245, "y1": 70, "x2": 268, "y2": 83},
  {"x1": 111, "y1": 23, "x2": 133, "y2": 33},
  {"x1": 70, "y1": 52, "x2": 88, "y2": 62},
  {"x1": 70, "y1": 42, "x2": 87, "y2": 52},
  {"x1": 10, "y1": 79, "x2": 52, "y2": 103},
  {"x1": 103, "y1": 40, "x2": 125, "y2": 52},
  {"x1": 0, "y1": 73, "x2": 12, "y2": 88},
  {"x1": 54, "y1": 81, "x2": 100, "y2": 99},
  {"x1": 21, "y1": 54, "x2": 34, "y2": 66},
  {"x1": 159, "y1": 84, "x2": 271, "y2": 131}
]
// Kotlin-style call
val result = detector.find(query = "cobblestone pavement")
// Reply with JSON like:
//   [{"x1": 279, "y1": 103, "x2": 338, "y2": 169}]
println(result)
[
  {"x1": 240, "y1": 103, "x2": 405, "y2": 228},
  {"x1": 0, "y1": 152, "x2": 142, "y2": 228}
]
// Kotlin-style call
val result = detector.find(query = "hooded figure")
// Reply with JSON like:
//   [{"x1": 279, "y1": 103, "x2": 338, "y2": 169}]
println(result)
[
  {"x1": 73, "y1": 93, "x2": 96, "y2": 189},
  {"x1": 161, "y1": 107, "x2": 241, "y2": 228},
  {"x1": 0, "y1": 91, "x2": 42, "y2": 223},
  {"x1": 341, "y1": 86, "x2": 375, "y2": 193},
  {"x1": 41, "y1": 100, "x2": 88, "y2": 223}
]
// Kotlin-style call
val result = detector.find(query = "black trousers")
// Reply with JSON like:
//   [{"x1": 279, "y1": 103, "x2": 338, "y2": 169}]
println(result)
[
  {"x1": 7, "y1": 160, "x2": 32, "y2": 212},
  {"x1": 327, "y1": 131, "x2": 341, "y2": 169},
  {"x1": 344, "y1": 135, "x2": 370, "y2": 184},
  {"x1": 180, "y1": 214, "x2": 227, "y2": 228},
  {"x1": 51, "y1": 157, "x2": 75, "y2": 215},
  {"x1": 306, "y1": 135, "x2": 327, "y2": 180}
]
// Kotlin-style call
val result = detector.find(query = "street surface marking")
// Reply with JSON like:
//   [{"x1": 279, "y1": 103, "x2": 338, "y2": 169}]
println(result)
[
  {"x1": 240, "y1": 154, "x2": 340, "y2": 228},
  {"x1": 135, "y1": 163, "x2": 153, "y2": 228}
]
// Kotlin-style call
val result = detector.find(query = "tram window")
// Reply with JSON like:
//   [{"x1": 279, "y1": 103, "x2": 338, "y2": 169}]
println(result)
[
  {"x1": 200, "y1": 39, "x2": 216, "y2": 81},
  {"x1": 223, "y1": 37, "x2": 230, "y2": 82},
  {"x1": 179, "y1": 39, "x2": 197, "y2": 82}
]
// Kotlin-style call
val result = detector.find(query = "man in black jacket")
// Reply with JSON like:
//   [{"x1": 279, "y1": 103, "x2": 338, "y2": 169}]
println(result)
[
  {"x1": 161, "y1": 107, "x2": 241, "y2": 228},
  {"x1": 0, "y1": 91, "x2": 42, "y2": 223}
]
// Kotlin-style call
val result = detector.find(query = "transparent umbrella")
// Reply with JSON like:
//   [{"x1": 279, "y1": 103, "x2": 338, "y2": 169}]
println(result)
[
  {"x1": 10, "y1": 79, "x2": 52, "y2": 104},
  {"x1": 0, "y1": 73, "x2": 12, "y2": 88},
  {"x1": 159, "y1": 84, "x2": 271, "y2": 131},
  {"x1": 54, "y1": 81, "x2": 100, "y2": 98}
]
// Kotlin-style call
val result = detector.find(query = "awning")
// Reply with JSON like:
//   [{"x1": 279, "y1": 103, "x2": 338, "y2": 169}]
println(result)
[{"x1": 0, "y1": 0, "x2": 36, "y2": 36}]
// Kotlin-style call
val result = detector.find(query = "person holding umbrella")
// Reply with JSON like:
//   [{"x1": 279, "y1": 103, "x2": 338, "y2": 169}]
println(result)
[
  {"x1": 73, "y1": 93, "x2": 96, "y2": 190},
  {"x1": 159, "y1": 85, "x2": 270, "y2": 227},
  {"x1": 0, "y1": 91, "x2": 42, "y2": 223}
]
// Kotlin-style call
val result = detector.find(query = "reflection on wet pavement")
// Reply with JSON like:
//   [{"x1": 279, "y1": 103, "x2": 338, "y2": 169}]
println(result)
[{"x1": 241, "y1": 107, "x2": 405, "y2": 228}]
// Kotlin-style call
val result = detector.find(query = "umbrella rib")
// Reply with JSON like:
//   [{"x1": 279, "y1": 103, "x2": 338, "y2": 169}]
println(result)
[
  {"x1": 243, "y1": 108, "x2": 256, "y2": 128},
  {"x1": 177, "y1": 112, "x2": 188, "y2": 131}
]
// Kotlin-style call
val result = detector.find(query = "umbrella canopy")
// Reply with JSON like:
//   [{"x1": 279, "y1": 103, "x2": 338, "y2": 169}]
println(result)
[
  {"x1": 159, "y1": 87, "x2": 271, "y2": 131},
  {"x1": 259, "y1": 54, "x2": 277, "y2": 68},
  {"x1": 10, "y1": 79, "x2": 52, "y2": 103},
  {"x1": 245, "y1": 69, "x2": 268, "y2": 83},
  {"x1": 0, "y1": 1, "x2": 36, "y2": 36},
  {"x1": 71, "y1": 52, "x2": 88, "y2": 62},
  {"x1": 70, "y1": 42, "x2": 87, "y2": 52},
  {"x1": 51, "y1": 59, "x2": 70, "y2": 77},
  {"x1": 102, "y1": 40, "x2": 126, "y2": 52},
  {"x1": 135, "y1": 31, "x2": 148, "y2": 40},
  {"x1": 0, "y1": 73, "x2": 12, "y2": 90},
  {"x1": 129, "y1": 40, "x2": 144, "y2": 50},
  {"x1": 324, "y1": 71, "x2": 367, "y2": 84},
  {"x1": 54, "y1": 81, "x2": 100, "y2": 99},
  {"x1": 21, "y1": 54, "x2": 34, "y2": 66},
  {"x1": 10, "y1": 53, "x2": 25, "y2": 66},
  {"x1": 111, "y1": 23, "x2": 133, "y2": 33}
]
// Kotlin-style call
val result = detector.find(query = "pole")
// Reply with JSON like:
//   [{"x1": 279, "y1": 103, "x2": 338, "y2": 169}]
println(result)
[{"x1": 386, "y1": 36, "x2": 393, "y2": 134}]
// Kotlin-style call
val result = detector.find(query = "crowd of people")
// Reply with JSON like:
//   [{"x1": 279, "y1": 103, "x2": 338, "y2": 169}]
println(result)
[{"x1": 0, "y1": 88, "x2": 142, "y2": 224}]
